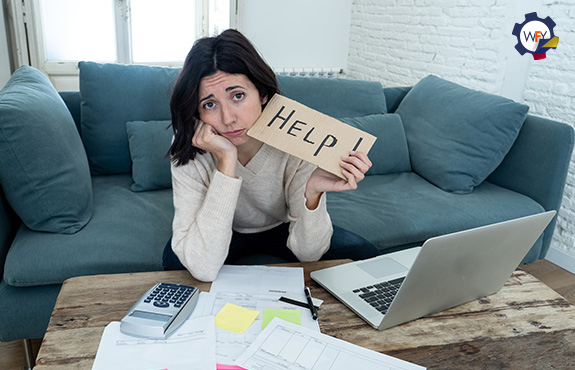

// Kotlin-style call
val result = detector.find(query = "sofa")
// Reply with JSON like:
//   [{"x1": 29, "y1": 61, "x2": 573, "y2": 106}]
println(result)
[{"x1": 0, "y1": 62, "x2": 573, "y2": 343}]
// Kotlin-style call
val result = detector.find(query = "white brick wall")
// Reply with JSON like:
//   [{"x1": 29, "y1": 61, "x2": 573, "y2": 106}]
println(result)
[{"x1": 347, "y1": 0, "x2": 575, "y2": 263}]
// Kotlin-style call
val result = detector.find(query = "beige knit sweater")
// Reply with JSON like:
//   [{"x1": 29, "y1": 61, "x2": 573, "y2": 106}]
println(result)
[{"x1": 171, "y1": 144, "x2": 333, "y2": 282}]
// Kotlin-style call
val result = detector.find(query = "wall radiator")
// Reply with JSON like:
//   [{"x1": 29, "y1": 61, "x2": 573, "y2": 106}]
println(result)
[{"x1": 275, "y1": 67, "x2": 344, "y2": 78}]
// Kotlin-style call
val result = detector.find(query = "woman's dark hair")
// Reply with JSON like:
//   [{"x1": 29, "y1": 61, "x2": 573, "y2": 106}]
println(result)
[{"x1": 169, "y1": 29, "x2": 279, "y2": 166}]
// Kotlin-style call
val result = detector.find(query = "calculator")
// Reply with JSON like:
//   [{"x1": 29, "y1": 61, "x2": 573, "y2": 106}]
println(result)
[{"x1": 120, "y1": 282, "x2": 199, "y2": 339}]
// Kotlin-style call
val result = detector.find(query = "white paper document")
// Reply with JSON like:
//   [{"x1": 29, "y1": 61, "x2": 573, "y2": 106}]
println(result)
[
  {"x1": 210, "y1": 265, "x2": 305, "y2": 295},
  {"x1": 236, "y1": 318, "x2": 426, "y2": 370},
  {"x1": 91, "y1": 316, "x2": 216, "y2": 370}
]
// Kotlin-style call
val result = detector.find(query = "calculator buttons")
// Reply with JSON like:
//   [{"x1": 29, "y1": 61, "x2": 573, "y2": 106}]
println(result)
[{"x1": 144, "y1": 283, "x2": 197, "y2": 310}]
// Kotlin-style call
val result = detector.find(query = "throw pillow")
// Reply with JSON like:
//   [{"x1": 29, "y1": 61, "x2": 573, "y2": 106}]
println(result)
[
  {"x1": 0, "y1": 65, "x2": 93, "y2": 233},
  {"x1": 395, "y1": 75, "x2": 529, "y2": 194},
  {"x1": 79, "y1": 61, "x2": 181, "y2": 175},
  {"x1": 126, "y1": 120, "x2": 173, "y2": 191},
  {"x1": 340, "y1": 114, "x2": 411, "y2": 175}
]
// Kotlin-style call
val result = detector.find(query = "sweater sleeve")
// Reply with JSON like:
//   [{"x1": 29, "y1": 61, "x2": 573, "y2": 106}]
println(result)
[
  {"x1": 285, "y1": 164, "x2": 333, "y2": 261},
  {"x1": 171, "y1": 161, "x2": 242, "y2": 282}
]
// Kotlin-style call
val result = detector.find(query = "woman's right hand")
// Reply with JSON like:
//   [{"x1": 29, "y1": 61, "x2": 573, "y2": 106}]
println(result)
[{"x1": 192, "y1": 120, "x2": 238, "y2": 177}]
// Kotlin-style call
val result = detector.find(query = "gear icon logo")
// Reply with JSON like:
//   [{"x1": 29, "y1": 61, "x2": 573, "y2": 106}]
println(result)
[{"x1": 512, "y1": 12, "x2": 559, "y2": 60}]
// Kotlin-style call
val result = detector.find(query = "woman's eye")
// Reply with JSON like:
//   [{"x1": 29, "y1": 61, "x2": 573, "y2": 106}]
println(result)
[
  {"x1": 203, "y1": 101, "x2": 215, "y2": 110},
  {"x1": 233, "y1": 92, "x2": 245, "y2": 101}
]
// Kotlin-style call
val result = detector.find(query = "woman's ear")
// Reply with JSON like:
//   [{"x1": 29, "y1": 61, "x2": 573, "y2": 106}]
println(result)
[{"x1": 261, "y1": 94, "x2": 269, "y2": 105}]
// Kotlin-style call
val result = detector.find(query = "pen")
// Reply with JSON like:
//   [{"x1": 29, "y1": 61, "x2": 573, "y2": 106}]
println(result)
[{"x1": 305, "y1": 287, "x2": 318, "y2": 320}]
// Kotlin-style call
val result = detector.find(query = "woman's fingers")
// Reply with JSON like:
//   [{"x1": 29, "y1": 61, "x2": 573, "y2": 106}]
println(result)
[
  {"x1": 339, "y1": 151, "x2": 371, "y2": 184},
  {"x1": 340, "y1": 168, "x2": 358, "y2": 190},
  {"x1": 340, "y1": 159, "x2": 364, "y2": 183},
  {"x1": 343, "y1": 151, "x2": 372, "y2": 173},
  {"x1": 192, "y1": 120, "x2": 217, "y2": 149}
]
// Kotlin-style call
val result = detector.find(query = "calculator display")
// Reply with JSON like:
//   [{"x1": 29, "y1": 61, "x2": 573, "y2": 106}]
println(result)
[{"x1": 129, "y1": 310, "x2": 171, "y2": 322}]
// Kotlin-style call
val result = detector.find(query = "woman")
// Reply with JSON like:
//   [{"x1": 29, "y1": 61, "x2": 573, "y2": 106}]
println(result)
[{"x1": 164, "y1": 29, "x2": 379, "y2": 282}]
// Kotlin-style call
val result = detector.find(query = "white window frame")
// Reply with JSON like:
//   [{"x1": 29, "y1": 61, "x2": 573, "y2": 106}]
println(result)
[{"x1": 6, "y1": 0, "x2": 232, "y2": 78}]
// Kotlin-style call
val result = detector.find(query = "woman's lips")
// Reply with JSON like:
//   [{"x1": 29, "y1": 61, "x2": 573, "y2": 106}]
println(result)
[{"x1": 224, "y1": 129, "x2": 245, "y2": 137}]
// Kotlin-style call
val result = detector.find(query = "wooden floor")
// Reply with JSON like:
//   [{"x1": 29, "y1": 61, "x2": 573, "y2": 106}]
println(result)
[{"x1": 0, "y1": 259, "x2": 573, "y2": 370}]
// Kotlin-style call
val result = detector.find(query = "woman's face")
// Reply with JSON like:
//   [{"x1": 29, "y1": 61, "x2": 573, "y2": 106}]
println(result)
[{"x1": 198, "y1": 71, "x2": 268, "y2": 147}]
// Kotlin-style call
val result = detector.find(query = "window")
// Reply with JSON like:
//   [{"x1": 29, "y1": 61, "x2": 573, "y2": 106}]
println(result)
[
  {"x1": 7, "y1": 0, "x2": 231, "y2": 88},
  {"x1": 39, "y1": 0, "x2": 117, "y2": 62}
]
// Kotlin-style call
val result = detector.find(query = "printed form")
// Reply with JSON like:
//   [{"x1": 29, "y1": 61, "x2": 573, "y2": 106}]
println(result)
[
  {"x1": 236, "y1": 318, "x2": 426, "y2": 370},
  {"x1": 191, "y1": 265, "x2": 321, "y2": 365}
]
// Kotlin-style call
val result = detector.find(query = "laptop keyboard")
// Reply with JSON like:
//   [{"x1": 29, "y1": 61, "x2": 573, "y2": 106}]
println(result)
[{"x1": 352, "y1": 277, "x2": 405, "y2": 314}]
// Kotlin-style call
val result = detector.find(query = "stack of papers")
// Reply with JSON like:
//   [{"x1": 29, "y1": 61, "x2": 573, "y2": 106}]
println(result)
[
  {"x1": 92, "y1": 266, "x2": 425, "y2": 370},
  {"x1": 92, "y1": 317, "x2": 216, "y2": 370}
]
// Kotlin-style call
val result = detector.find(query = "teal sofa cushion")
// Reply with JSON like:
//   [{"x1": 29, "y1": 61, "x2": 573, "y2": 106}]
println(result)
[
  {"x1": 79, "y1": 62, "x2": 180, "y2": 175},
  {"x1": 396, "y1": 75, "x2": 529, "y2": 194},
  {"x1": 327, "y1": 173, "x2": 545, "y2": 262},
  {"x1": 277, "y1": 75, "x2": 387, "y2": 118},
  {"x1": 0, "y1": 65, "x2": 92, "y2": 233},
  {"x1": 126, "y1": 120, "x2": 173, "y2": 191},
  {"x1": 4, "y1": 175, "x2": 173, "y2": 287},
  {"x1": 341, "y1": 114, "x2": 411, "y2": 175}
]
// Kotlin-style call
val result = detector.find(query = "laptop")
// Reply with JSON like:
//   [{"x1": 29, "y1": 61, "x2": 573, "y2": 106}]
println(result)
[{"x1": 311, "y1": 211, "x2": 556, "y2": 330}]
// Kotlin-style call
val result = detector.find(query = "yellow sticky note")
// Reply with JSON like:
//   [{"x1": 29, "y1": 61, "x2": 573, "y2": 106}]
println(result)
[
  {"x1": 262, "y1": 309, "x2": 301, "y2": 330},
  {"x1": 215, "y1": 303, "x2": 260, "y2": 333}
]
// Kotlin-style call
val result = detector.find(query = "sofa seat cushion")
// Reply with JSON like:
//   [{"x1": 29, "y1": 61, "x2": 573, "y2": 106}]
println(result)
[
  {"x1": 4, "y1": 175, "x2": 173, "y2": 287},
  {"x1": 327, "y1": 172, "x2": 545, "y2": 257}
]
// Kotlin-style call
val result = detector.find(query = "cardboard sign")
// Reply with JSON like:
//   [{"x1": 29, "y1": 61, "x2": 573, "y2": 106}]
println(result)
[{"x1": 247, "y1": 94, "x2": 377, "y2": 179}]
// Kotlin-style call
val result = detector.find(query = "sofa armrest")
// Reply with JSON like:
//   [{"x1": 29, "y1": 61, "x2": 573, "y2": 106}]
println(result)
[{"x1": 487, "y1": 114, "x2": 574, "y2": 258}]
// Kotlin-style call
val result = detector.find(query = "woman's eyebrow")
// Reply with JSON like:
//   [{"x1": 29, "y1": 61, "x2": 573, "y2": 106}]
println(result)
[
  {"x1": 225, "y1": 85, "x2": 245, "y2": 92},
  {"x1": 199, "y1": 93, "x2": 214, "y2": 103},
  {"x1": 199, "y1": 86, "x2": 245, "y2": 103}
]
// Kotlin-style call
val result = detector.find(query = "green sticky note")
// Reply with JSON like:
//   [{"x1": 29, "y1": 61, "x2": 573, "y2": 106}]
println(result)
[
  {"x1": 262, "y1": 309, "x2": 301, "y2": 330},
  {"x1": 215, "y1": 303, "x2": 260, "y2": 333}
]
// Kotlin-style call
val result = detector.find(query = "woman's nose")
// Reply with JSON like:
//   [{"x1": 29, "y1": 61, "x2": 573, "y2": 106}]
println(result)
[{"x1": 220, "y1": 105, "x2": 235, "y2": 126}]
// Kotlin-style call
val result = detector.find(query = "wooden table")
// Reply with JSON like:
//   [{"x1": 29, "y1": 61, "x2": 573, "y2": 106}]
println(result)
[{"x1": 35, "y1": 260, "x2": 575, "y2": 369}]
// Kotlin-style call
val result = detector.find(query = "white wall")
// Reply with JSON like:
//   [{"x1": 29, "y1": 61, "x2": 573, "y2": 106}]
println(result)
[
  {"x1": 237, "y1": 0, "x2": 352, "y2": 73},
  {"x1": 347, "y1": 0, "x2": 575, "y2": 271},
  {"x1": 0, "y1": 2, "x2": 12, "y2": 88}
]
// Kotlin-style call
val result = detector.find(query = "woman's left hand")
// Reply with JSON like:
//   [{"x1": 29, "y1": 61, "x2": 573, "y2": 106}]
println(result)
[{"x1": 305, "y1": 151, "x2": 372, "y2": 209}]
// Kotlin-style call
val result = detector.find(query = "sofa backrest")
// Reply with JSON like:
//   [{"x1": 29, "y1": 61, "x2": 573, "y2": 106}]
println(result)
[
  {"x1": 383, "y1": 86, "x2": 411, "y2": 113},
  {"x1": 76, "y1": 62, "x2": 390, "y2": 176},
  {"x1": 79, "y1": 62, "x2": 180, "y2": 175},
  {"x1": 59, "y1": 91, "x2": 82, "y2": 134},
  {"x1": 277, "y1": 74, "x2": 387, "y2": 118}
]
